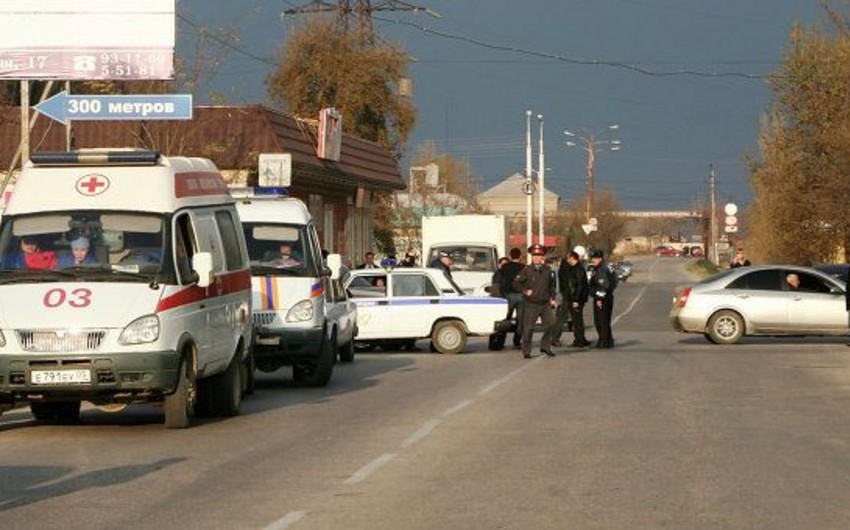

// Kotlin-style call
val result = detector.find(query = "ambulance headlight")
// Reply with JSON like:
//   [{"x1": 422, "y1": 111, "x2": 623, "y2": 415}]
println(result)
[
  {"x1": 286, "y1": 299, "x2": 313, "y2": 323},
  {"x1": 119, "y1": 315, "x2": 160, "y2": 345}
]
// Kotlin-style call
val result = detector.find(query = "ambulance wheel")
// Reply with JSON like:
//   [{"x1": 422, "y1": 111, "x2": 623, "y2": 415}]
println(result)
[
  {"x1": 432, "y1": 320, "x2": 467, "y2": 354},
  {"x1": 339, "y1": 338, "x2": 355, "y2": 363},
  {"x1": 30, "y1": 401, "x2": 81, "y2": 422},
  {"x1": 165, "y1": 358, "x2": 195, "y2": 429},
  {"x1": 294, "y1": 336, "x2": 334, "y2": 387},
  {"x1": 205, "y1": 352, "x2": 243, "y2": 417},
  {"x1": 243, "y1": 349, "x2": 256, "y2": 396}
]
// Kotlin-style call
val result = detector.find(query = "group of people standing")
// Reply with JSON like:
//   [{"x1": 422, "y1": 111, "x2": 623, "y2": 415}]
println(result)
[{"x1": 492, "y1": 244, "x2": 618, "y2": 359}]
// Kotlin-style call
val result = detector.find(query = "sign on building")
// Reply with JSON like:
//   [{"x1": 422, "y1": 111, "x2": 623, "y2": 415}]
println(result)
[
  {"x1": 259, "y1": 154, "x2": 293, "y2": 188},
  {"x1": 0, "y1": 0, "x2": 175, "y2": 80},
  {"x1": 317, "y1": 108, "x2": 342, "y2": 162}
]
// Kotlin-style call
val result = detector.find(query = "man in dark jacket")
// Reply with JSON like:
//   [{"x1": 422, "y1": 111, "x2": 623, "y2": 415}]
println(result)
[
  {"x1": 558, "y1": 250, "x2": 591, "y2": 348},
  {"x1": 429, "y1": 250, "x2": 453, "y2": 279},
  {"x1": 589, "y1": 249, "x2": 616, "y2": 348},
  {"x1": 493, "y1": 248, "x2": 526, "y2": 349},
  {"x1": 513, "y1": 244, "x2": 557, "y2": 358}
]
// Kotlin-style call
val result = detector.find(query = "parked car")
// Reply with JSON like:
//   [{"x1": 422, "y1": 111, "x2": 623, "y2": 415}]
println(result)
[
  {"x1": 613, "y1": 260, "x2": 632, "y2": 283},
  {"x1": 655, "y1": 245, "x2": 682, "y2": 257},
  {"x1": 670, "y1": 265, "x2": 847, "y2": 344},
  {"x1": 344, "y1": 267, "x2": 507, "y2": 354}
]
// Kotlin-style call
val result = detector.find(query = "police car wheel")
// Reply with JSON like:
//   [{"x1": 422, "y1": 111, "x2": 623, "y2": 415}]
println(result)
[
  {"x1": 165, "y1": 358, "x2": 195, "y2": 429},
  {"x1": 432, "y1": 321, "x2": 467, "y2": 354},
  {"x1": 30, "y1": 401, "x2": 81, "y2": 422}
]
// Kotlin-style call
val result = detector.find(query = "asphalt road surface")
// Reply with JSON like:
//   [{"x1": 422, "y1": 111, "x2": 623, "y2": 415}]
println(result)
[{"x1": 4, "y1": 256, "x2": 850, "y2": 529}]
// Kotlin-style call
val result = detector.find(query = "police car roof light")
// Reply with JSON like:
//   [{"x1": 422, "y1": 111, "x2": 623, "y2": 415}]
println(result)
[{"x1": 30, "y1": 150, "x2": 161, "y2": 166}]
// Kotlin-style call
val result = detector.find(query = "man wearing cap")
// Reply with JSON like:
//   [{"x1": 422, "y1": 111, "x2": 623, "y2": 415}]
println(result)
[
  {"x1": 429, "y1": 250, "x2": 453, "y2": 280},
  {"x1": 589, "y1": 249, "x2": 617, "y2": 348},
  {"x1": 58, "y1": 236, "x2": 97, "y2": 267},
  {"x1": 513, "y1": 244, "x2": 557, "y2": 358}
]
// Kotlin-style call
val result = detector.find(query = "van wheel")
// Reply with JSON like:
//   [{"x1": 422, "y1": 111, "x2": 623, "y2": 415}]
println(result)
[
  {"x1": 243, "y1": 349, "x2": 256, "y2": 396},
  {"x1": 432, "y1": 320, "x2": 467, "y2": 354},
  {"x1": 30, "y1": 401, "x2": 81, "y2": 422},
  {"x1": 205, "y1": 352, "x2": 243, "y2": 417},
  {"x1": 707, "y1": 310, "x2": 744, "y2": 345},
  {"x1": 293, "y1": 336, "x2": 335, "y2": 387},
  {"x1": 339, "y1": 337, "x2": 355, "y2": 363},
  {"x1": 164, "y1": 358, "x2": 195, "y2": 429}
]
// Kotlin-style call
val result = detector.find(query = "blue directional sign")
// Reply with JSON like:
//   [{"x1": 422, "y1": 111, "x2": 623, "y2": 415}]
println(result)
[{"x1": 34, "y1": 91, "x2": 192, "y2": 125}]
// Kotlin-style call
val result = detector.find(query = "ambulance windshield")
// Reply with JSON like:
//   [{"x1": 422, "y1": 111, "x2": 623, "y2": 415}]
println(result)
[
  {"x1": 0, "y1": 211, "x2": 165, "y2": 278},
  {"x1": 241, "y1": 222, "x2": 317, "y2": 276}
]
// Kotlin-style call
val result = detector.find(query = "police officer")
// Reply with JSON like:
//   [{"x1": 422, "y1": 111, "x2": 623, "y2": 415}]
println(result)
[
  {"x1": 589, "y1": 249, "x2": 616, "y2": 348},
  {"x1": 429, "y1": 250, "x2": 453, "y2": 279},
  {"x1": 558, "y1": 249, "x2": 591, "y2": 348},
  {"x1": 513, "y1": 244, "x2": 557, "y2": 358}
]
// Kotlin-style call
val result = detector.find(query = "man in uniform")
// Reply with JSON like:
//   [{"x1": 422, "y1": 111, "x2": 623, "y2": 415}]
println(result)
[
  {"x1": 513, "y1": 244, "x2": 557, "y2": 358},
  {"x1": 589, "y1": 249, "x2": 616, "y2": 349},
  {"x1": 429, "y1": 250, "x2": 453, "y2": 280},
  {"x1": 558, "y1": 250, "x2": 591, "y2": 348}
]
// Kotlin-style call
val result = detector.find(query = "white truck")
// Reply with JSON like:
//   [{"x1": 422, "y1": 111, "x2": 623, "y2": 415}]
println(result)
[{"x1": 421, "y1": 214, "x2": 507, "y2": 296}]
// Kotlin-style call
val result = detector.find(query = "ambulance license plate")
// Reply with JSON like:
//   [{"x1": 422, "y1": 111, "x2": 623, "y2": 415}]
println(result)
[{"x1": 31, "y1": 369, "x2": 91, "y2": 385}]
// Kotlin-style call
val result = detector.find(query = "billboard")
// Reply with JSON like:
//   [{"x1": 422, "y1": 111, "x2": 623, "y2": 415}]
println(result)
[
  {"x1": 0, "y1": 0, "x2": 175, "y2": 80},
  {"x1": 317, "y1": 107, "x2": 342, "y2": 162}
]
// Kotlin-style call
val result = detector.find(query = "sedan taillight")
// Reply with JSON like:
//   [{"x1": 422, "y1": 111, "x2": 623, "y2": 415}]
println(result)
[{"x1": 677, "y1": 287, "x2": 692, "y2": 308}]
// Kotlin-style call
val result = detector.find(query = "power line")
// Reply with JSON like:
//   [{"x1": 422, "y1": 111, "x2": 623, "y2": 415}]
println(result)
[
  {"x1": 374, "y1": 15, "x2": 769, "y2": 80},
  {"x1": 177, "y1": 12, "x2": 280, "y2": 67}
]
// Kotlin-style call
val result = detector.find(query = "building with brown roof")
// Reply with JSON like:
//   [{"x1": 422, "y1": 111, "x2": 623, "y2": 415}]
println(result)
[{"x1": 0, "y1": 105, "x2": 405, "y2": 265}]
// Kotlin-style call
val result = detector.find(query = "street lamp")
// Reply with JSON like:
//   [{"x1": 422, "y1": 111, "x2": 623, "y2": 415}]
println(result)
[{"x1": 563, "y1": 124, "x2": 622, "y2": 224}]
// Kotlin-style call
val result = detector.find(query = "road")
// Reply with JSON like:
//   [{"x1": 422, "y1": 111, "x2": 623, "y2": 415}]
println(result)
[{"x1": 3, "y1": 256, "x2": 850, "y2": 529}]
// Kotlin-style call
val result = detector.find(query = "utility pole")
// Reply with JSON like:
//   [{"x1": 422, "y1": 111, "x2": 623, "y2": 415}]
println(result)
[
  {"x1": 586, "y1": 138, "x2": 595, "y2": 223},
  {"x1": 282, "y1": 0, "x2": 438, "y2": 33},
  {"x1": 537, "y1": 114, "x2": 545, "y2": 247},
  {"x1": 709, "y1": 164, "x2": 717, "y2": 265},
  {"x1": 564, "y1": 125, "x2": 620, "y2": 225},
  {"x1": 525, "y1": 110, "x2": 533, "y2": 260}
]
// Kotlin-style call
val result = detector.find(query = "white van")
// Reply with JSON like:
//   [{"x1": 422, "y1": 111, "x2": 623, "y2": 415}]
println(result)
[
  {"x1": 0, "y1": 150, "x2": 253, "y2": 428},
  {"x1": 233, "y1": 188, "x2": 353, "y2": 387}
]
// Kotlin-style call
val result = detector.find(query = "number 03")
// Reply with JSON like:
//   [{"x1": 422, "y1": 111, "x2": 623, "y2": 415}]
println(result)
[{"x1": 43, "y1": 288, "x2": 93, "y2": 308}]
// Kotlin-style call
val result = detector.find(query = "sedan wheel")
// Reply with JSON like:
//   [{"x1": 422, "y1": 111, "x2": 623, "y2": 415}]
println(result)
[
  {"x1": 432, "y1": 320, "x2": 467, "y2": 354},
  {"x1": 707, "y1": 310, "x2": 744, "y2": 345}
]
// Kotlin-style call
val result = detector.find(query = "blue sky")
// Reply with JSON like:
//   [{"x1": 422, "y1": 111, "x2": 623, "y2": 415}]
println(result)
[{"x1": 179, "y1": 0, "x2": 823, "y2": 209}]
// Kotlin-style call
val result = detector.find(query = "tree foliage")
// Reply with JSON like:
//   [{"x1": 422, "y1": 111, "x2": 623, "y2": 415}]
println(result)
[
  {"x1": 749, "y1": 3, "x2": 850, "y2": 264},
  {"x1": 266, "y1": 18, "x2": 416, "y2": 159},
  {"x1": 410, "y1": 141, "x2": 480, "y2": 206}
]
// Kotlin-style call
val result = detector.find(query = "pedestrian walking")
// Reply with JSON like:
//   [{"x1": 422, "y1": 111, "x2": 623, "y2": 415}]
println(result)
[
  {"x1": 730, "y1": 248, "x2": 751, "y2": 268},
  {"x1": 589, "y1": 249, "x2": 616, "y2": 349},
  {"x1": 557, "y1": 249, "x2": 591, "y2": 348},
  {"x1": 513, "y1": 244, "x2": 557, "y2": 358}
]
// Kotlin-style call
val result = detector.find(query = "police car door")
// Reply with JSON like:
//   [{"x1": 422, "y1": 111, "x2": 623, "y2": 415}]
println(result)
[{"x1": 390, "y1": 272, "x2": 441, "y2": 337}]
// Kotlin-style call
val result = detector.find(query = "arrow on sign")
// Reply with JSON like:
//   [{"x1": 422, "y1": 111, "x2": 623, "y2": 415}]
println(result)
[{"x1": 34, "y1": 91, "x2": 192, "y2": 125}]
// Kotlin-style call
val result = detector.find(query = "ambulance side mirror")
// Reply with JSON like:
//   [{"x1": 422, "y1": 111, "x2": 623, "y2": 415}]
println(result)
[
  {"x1": 327, "y1": 253, "x2": 343, "y2": 280},
  {"x1": 192, "y1": 252, "x2": 214, "y2": 288}
]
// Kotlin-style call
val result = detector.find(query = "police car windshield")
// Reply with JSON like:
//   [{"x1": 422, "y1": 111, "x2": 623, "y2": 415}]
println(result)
[
  {"x1": 242, "y1": 222, "x2": 317, "y2": 277},
  {"x1": 0, "y1": 211, "x2": 166, "y2": 280}
]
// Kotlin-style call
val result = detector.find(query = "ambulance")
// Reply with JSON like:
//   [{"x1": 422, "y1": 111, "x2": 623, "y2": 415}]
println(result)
[
  {"x1": 0, "y1": 149, "x2": 253, "y2": 428},
  {"x1": 233, "y1": 188, "x2": 347, "y2": 387}
]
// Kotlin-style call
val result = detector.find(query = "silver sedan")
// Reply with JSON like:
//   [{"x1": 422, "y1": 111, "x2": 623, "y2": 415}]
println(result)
[{"x1": 670, "y1": 265, "x2": 848, "y2": 344}]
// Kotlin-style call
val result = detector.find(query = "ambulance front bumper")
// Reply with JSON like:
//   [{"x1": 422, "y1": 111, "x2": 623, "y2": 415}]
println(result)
[
  {"x1": 0, "y1": 350, "x2": 180, "y2": 401},
  {"x1": 253, "y1": 325, "x2": 324, "y2": 361}
]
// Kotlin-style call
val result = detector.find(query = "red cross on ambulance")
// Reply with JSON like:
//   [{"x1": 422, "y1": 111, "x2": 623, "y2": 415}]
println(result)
[{"x1": 76, "y1": 174, "x2": 110, "y2": 196}]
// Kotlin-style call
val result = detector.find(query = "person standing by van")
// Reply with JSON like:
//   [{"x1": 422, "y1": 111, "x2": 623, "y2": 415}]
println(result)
[{"x1": 429, "y1": 250, "x2": 453, "y2": 280}]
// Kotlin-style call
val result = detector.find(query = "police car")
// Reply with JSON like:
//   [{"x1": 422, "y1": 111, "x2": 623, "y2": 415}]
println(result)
[{"x1": 344, "y1": 266, "x2": 507, "y2": 354}]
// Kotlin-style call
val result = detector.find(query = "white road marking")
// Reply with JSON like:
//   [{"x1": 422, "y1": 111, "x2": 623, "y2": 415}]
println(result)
[
  {"x1": 442, "y1": 399, "x2": 474, "y2": 417},
  {"x1": 263, "y1": 510, "x2": 306, "y2": 530},
  {"x1": 612, "y1": 258, "x2": 659, "y2": 326},
  {"x1": 343, "y1": 453, "x2": 397, "y2": 485},
  {"x1": 400, "y1": 419, "x2": 442, "y2": 449}
]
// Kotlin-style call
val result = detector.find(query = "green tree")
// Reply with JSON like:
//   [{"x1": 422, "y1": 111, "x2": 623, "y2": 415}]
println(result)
[
  {"x1": 749, "y1": 4, "x2": 850, "y2": 264},
  {"x1": 266, "y1": 18, "x2": 416, "y2": 159}
]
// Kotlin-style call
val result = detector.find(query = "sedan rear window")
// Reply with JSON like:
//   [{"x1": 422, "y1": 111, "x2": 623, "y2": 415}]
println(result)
[{"x1": 727, "y1": 269, "x2": 782, "y2": 291}]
